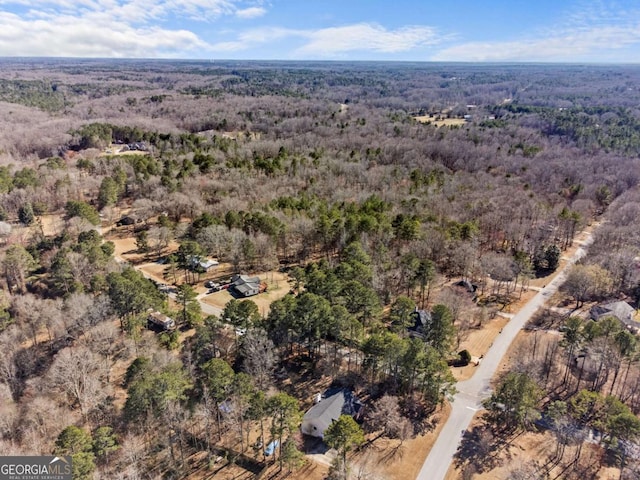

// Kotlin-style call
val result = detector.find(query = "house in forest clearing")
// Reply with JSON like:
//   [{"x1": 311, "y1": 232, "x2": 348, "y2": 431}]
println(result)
[
  {"x1": 147, "y1": 311, "x2": 176, "y2": 331},
  {"x1": 301, "y1": 390, "x2": 362, "y2": 439},
  {"x1": 230, "y1": 274, "x2": 265, "y2": 297},
  {"x1": 408, "y1": 308, "x2": 431, "y2": 338},
  {"x1": 188, "y1": 256, "x2": 219, "y2": 271},
  {"x1": 590, "y1": 301, "x2": 639, "y2": 332}
]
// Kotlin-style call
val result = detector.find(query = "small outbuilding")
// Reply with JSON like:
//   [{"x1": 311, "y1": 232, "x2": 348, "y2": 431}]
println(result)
[{"x1": 189, "y1": 256, "x2": 219, "y2": 271}]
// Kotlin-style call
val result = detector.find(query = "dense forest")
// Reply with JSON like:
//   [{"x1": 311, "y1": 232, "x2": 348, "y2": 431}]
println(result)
[{"x1": 0, "y1": 59, "x2": 639, "y2": 480}]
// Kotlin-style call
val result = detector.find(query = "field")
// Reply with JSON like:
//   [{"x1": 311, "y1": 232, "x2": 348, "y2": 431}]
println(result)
[{"x1": 413, "y1": 115, "x2": 467, "y2": 127}]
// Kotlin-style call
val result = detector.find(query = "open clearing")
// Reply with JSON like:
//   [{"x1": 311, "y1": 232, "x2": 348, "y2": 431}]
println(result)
[
  {"x1": 201, "y1": 271, "x2": 291, "y2": 316},
  {"x1": 356, "y1": 403, "x2": 452, "y2": 480},
  {"x1": 413, "y1": 115, "x2": 466, "y2": 127},
  {"x1": 107, "y1": 231, "x2": 292, "y2": 315}
]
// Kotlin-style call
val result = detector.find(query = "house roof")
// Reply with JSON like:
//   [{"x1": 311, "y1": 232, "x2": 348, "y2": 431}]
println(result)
[
  {"x1": 591, "y1": 301, "x2": 637, "y2": 326},
  {"x1": 147, "y1": 311, "x2": 175, "y2": 329},
  {"x1": 199, "y1": 259, "x2": 219, "y2": 269},
  {"x1": 189, "y1": 256, "x2": 219, "y2": 270},
  {"x1": 232, "y1": 274, "x2": 260, "y2": 285},
  {"x1": 303, "y1": 391, "x2": 345, "y2": 423},
  {"x1": 454, "y1": 279, "x2": 477, "y2": 292},
  {"x1": 235, "y1": 282, "x2": 258, "y2": 295},
  {"x1": 231, "y1": 274, "x2": 261, "y2": 296},
  {"x1": 408, "y1": 309, "x2": 431, "y2": 336}
]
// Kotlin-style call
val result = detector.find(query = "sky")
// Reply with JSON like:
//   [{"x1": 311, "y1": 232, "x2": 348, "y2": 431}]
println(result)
[{"x1": 0, "y1": 0, "x2": 640, "y2": 62}]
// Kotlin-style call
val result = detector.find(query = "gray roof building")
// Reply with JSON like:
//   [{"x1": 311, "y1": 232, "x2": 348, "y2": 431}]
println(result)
[
  {"x1": 231, "y1": 274, "x2": 261, "y2": 297},
  {"x1": 300, "y1": 390, "x2": 363, "y2": 439},
  {"x1": 301, "y1": 392, "x2": 345, "y2": 439},
  {"x1": 590, "y1": 301, "x2": 638, "y2": 331}
]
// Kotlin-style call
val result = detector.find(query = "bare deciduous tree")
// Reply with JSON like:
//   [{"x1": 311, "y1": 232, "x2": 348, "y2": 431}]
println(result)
[
  {"x1": 365, "y1": 394, "x2": 413, "y2": 444},
  {"x1": 240, "y1": 328, "x2": 276, "y2": 389},
  {"x1": 47, "y1": 345, "x2": 107, "y2": 418}
]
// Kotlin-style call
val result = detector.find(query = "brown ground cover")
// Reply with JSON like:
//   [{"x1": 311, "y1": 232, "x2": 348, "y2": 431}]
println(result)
[{"x1": 413, "y1": 115, "x2": 467, "y2": 127}]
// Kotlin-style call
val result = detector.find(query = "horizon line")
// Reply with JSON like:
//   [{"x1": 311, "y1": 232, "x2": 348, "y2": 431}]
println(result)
[{"x1": 1, "y1": 56, "x2": 640, "y2": 67}]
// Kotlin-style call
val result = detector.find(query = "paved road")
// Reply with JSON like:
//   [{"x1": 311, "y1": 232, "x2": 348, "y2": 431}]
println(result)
[
  {"x1": 416, "y1": 233, "x2": 595, "y2": 480},
  {"x1": 196, "y1": 291, "x2": 223, "y2": 317}
]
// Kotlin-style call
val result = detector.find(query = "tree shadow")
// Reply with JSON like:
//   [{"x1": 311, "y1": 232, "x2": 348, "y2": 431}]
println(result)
[
  {"x1": 453, "y1": 424, "x2": 510, "y2": 474},
  {"x1": 399, "y1": 394, "x2": 438, "y2": 435},
  {"x1": 302, "y1": 435, "x2": 328, "y2": 455},
  {"x1": 377, "y1": 442, "x2": 405, "y2": 466}
]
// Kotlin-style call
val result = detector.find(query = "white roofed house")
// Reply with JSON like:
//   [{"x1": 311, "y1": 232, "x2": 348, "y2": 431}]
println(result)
[
  {"x1": 188, "y1": 256, "x2": 219, "y2": 271},
  {"x1": 147, "y1": 311, "x2": 176, "y2": 331}
]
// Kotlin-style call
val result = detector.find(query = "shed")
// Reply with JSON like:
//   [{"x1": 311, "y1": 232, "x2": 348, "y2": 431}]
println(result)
[
  {"x1": 264, "y1": 440, "x2": 279, "y2": 456},
  {"x1": 189, "y1": 256, "x2": 219, "y2": 271}
]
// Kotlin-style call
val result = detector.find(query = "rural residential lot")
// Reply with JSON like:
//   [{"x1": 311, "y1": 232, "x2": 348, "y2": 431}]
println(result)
[{"x1": 0, "y1": 59, "x2": 639, "y2": 480}]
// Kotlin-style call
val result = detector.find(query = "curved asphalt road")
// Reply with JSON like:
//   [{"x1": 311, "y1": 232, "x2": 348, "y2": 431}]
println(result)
[{"x1": 416, "y1": 232, "x2": 595, "y2": 480}]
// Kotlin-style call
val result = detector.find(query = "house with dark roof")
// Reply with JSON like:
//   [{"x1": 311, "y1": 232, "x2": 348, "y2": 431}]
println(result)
[
  {"x1": 454, "y1": 279, "x2": 478, "y2": 293},
  {"x1": 408, "y1": 308, "x2": 431, "y2": 338},
  {"x1": 590, "y1": 301, "x2": 639, "y2": 332},
  {"x1": 300, "y1": 390, "x2": 362, "y2": 439}
]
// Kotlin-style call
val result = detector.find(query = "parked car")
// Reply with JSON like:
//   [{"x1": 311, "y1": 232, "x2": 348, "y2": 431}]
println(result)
[{"x1": 204, "y1": 280, "x2": 221, "y2": 291}]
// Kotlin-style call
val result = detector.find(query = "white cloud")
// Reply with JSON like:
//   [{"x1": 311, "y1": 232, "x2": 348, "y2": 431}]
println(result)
[
  {"x1": 236, "y1": 6, "x2": 265, "y2": 19},
  {"x1": 9, "y1": 0, "x2": 637, "y2": 61},
  {"x1": 0, "y1": 10, "x2": 210, "y2": 57},
  {"x1": 294, "y1": 23, "x2": 441, "y2": 57},
  {"x1": 0, "y1": 0, "x2": 243, "y2": 23},
  {"x1": 433, "y1": 25, "x2": 640, "y2": 62},
  {"x1": 210, "y1": 23, "x2": 444, "y2": 57},
  {"x1": 0, "y1": 0, "x2": 268, "y2": 57},
  {"x1": 432, "y1": 0, "x2": 640, "y2": 62}
]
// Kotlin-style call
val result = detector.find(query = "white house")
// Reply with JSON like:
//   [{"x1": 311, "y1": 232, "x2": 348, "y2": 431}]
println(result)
[{"x1": 230, "y1": 274, "x2": 262, "y2": 297}]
